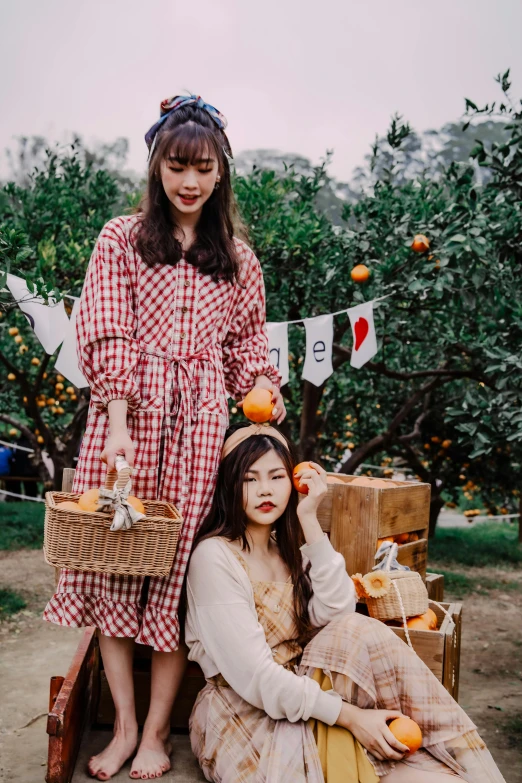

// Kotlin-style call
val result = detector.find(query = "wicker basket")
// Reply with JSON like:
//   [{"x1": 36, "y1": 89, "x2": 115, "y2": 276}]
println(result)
[
  {"x1": 43, "y1": 464, "x2": 182, "y2": 577},
  {"x1": 365, "y1": 543, "x2": 429, "y2": 621}
]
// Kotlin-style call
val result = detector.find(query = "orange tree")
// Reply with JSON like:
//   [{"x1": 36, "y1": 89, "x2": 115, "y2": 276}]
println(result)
[
  {"x1": 0, "y1": 144, "x2": 120, "y2": 488},
  {"x1": 234, "y1": 73, "x2": 522, "y2": 533}
]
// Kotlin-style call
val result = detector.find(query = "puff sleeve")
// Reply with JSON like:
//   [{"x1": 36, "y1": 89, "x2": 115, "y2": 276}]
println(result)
[
  {"x1": 75, "y1": 220, "x2": 141, "y2": 411},
  {"x1": 222, "y1": 243, "x2": 281, "y2": 400}
]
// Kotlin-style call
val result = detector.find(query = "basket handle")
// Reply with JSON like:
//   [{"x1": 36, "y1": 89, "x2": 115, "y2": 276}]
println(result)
[
  {"x1": 384, "y1": 542, "x2": 399, "y2": 572},
  {"x1": 105, "y1": 455, "x2": 132, "y2": 492}
]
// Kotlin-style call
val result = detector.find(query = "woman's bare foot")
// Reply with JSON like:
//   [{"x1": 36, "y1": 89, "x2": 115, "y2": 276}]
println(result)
[
  {"x1": 129, "y1": 732, "x2": 172, "y2": 780},
  {"x1": 88, "y1": 725, "x2": 138, "y2": 781}
]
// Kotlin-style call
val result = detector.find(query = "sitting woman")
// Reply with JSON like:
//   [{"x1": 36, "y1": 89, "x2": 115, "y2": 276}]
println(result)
[{"x1": 185, "y1": 423, "x2": 505, "y2": 783}]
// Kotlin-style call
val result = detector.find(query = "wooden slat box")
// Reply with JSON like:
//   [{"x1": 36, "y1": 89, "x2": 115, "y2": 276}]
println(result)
[
  {"x1": 388, "y1": 601, "x2": 461, "y2": 700},
  {"x1": 317, "y1": 474, "x2": 430, "y2": 577}
]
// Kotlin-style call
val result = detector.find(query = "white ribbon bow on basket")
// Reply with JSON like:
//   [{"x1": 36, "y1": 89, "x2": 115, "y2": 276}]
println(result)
[
  {"x1": 373, "y1": 540, "x2": 410, "y2": 571},
  {"x1": 96, "y1": 456, "x2": 146, "y2": 532}
]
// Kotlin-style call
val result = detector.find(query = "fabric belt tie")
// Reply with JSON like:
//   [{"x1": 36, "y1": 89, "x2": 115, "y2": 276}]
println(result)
[{"x1": 138, "y1": 346, "x2": 221, "y2": 502}]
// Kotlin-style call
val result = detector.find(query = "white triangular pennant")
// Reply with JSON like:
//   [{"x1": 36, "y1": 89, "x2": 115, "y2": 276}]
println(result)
[
  {"x1": 54, "y1": 297, "x2": 89, "y2": 388},
  {"x1": 302, "y1": 314, "x2": 334, "y2": 386},
  {"x1": 347, "y1": 301, "x2": 378, "y2": 369},
  {"x1": 267, "y1": 322, "x2": 289, "y2": 387},
  {"x1": 6, "y1": 273, "x2": 70, "y2": 355}
]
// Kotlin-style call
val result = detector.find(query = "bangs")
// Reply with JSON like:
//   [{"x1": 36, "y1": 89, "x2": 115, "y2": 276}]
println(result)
[{"x1": 162, "y1": 122, "x2": 221, "y2": 166}]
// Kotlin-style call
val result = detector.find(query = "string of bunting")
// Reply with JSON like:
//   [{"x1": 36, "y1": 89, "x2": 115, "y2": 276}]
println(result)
[
  {"x1": 5, "y1": 271, "x2": 392, "y2": 391},
  {"x1": 268, "y1": 293, "x2": 392, "y2": 387}
]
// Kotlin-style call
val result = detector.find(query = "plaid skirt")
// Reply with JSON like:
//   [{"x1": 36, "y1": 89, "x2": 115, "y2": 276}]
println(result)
[{"x1": 189, "y1": 613, "x2": 505, "y2": 783}]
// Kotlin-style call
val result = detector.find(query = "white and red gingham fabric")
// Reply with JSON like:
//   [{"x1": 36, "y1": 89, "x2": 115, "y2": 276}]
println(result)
[{"x1": 43, "y1": 215, "x2": 281, "y2": 652}]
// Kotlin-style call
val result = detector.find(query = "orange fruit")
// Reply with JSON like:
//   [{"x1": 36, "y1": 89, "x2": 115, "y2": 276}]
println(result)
[
  {"x1": 78, "y1": 488, "x2": 101, "y2": 512},
  {"x1": 7, "y1": 373, "x2": 16, "y2": 381},
  {"x1": 388, "y1": 717, "x2": 423, "y2": 754},
  {"x1": 376, "y1": 536, "x2": 394, "y2": 551},
  {"x1": 243, "y1": 388, "x2": 274, "y2": 423},
  {"x1": 56, "y1": 501, "x2": 81, "y2": 511},
  {"x1": 293, "y1": 461, "x2": 314, "y2": 494},
  {"x1": 441, "y1": 439, "x2": 452, "y2": 449},
  {"x1": 419, "y1": 608, "x2": 438, "y2": 630},
  {"x1": 327, "y1": 476, "x2": 345, "y2": 485},
  {"x1": 350, "y1": 264, "x2": 370, "y2": 283},
  {"x1": 128, "y1": 495, "x2": 145, "y2": 514},
  {"x1": 394, "y1": 532, "x2": 410, "y2": 544},
  {"x1": 408, "y1": 532, "x2": 419, "y2": 542},
  {"x1": 411, "y1": 234, "x2": 430, "y2": 253},
  {"x1": 406, "y1": 616, "x2": 432, "y2": 631}
]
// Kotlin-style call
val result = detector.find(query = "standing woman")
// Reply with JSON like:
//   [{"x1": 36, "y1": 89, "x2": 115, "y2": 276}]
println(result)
[{"x1": 44, "y1": 95, "x2": 284, "y2": 781}]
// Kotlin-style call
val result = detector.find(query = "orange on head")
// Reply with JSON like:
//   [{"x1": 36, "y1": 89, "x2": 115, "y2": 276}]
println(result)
[
  {"x1": 293, "y1": 461, "x2": 314, "y2": 494},
  {"x1": 406, "y1": 615, "x2": 432, "y2": 631},
  {"x1": 411, "y1": 234, "x2": 430, "y2": 253},
  {"x1": 388, "y1": 717, "x2": 422, "y2": 755},
  {"x1": 350, "y1": 264, "x2": 370, "y2": 283},
  {"x1": 243, "y1": 388, "x2": 274, "y2": 424},
  {"x1": 78, "y1": 488, "x2": 100, "y2": 512},
  {"x1": 56, "y1": 501, "x2": 81, "y2": 511}
]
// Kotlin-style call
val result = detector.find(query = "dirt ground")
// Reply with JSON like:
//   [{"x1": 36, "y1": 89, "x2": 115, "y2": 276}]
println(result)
[{"x1": 0, "y1": 549, "x2": 520, "y2": 783}]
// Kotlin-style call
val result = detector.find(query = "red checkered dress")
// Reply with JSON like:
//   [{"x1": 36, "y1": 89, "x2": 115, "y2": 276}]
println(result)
[{"x1": 43, "y1": 215, "x2": 281, "y2": 652}]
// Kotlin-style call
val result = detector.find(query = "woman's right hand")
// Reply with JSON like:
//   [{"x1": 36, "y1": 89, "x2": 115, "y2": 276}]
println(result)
[
  {"x1": 337, "y1": 702, "x2": 409, "y2": 761},
  {"x1": 100, "y1": 429, "x2": 135, "y2": 469}
]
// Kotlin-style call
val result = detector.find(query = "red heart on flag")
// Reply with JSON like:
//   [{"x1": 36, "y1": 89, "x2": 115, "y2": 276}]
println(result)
[{"x1": 354, "y1": 317, "x2": 369, "y2": 351}]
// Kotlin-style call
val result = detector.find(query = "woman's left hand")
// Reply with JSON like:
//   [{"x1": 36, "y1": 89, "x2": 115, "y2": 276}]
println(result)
[{"x1": 295, "y1": 461, "x2": 328, "y2": 522}]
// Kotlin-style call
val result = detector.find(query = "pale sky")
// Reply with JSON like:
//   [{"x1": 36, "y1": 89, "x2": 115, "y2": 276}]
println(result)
[{"x1": 1, "y1": 0, "x2": 521, "y2": 182}]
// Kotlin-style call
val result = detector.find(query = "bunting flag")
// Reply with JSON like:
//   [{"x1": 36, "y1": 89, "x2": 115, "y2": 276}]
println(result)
[
  {"x1": 267, "y1": 322, "x2": 289, "y2": 387},
  {"x1": 54, "y1": 297, "x2": 89, "y2": 388},
  {"x1": 301, "y1": 314, "x2": 334, "y2": 387},
  {"x1": 347, "y1": 300, "x2": 378, "y2": 369},
  {"x1": 6, "y1": 273, "x2": 70, "y2": 355}
]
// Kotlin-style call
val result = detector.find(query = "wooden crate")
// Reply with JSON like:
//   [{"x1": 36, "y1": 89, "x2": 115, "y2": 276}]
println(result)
[
  {"x1": 317, "y1": 474, "x2": 430, "y2": 577},
  {"x1": 389, "y1": 601, "x2": 461, "y2": 700},
  {"x1": 426, "y1": 572, "x2": 445, "y2": 602}
]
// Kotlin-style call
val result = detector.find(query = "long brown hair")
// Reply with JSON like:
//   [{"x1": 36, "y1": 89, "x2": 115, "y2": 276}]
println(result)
[
  {"x1": 195, "y1": 425, "x2": 314, "y2": 644},
  {"x1": 132, "y1": 104, "x2": 242, "y2": 283}
]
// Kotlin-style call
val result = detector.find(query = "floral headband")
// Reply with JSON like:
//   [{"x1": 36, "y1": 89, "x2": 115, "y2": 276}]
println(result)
[{"x1": 145, "y1": 94, "x2": 233, "y2": 159}]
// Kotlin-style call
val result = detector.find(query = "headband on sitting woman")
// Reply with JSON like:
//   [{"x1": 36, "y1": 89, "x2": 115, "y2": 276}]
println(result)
[
  {"x1": 221, "y1": 424, "x2": 289, "y2": 461},
  {"x1": 145, "y1": 94, "x2": 233, "y2": 159}
]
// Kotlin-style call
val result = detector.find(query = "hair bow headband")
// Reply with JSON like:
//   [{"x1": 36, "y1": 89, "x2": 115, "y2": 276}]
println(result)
[{"x1": 145, "y1": 94, "x2": 232, "y2": 158}]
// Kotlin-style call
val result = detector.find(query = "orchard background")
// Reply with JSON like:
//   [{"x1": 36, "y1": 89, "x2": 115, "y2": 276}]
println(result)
[{"x1": 0, "y1": 72, "x2": 520, "y2": 535}]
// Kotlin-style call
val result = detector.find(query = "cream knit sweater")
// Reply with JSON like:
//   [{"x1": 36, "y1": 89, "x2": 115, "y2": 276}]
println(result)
[{"x1": 185, "y1": 534, "x2": 356, "y2": 726}]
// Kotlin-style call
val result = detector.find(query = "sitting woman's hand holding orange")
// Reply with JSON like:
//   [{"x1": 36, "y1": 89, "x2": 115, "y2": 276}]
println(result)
[
  {"x1": 294, "y1": 461, "x2": 328, "y2": 522},
  {"x1": 337, "y1": 703, "x2": 409, "y2": 761}
]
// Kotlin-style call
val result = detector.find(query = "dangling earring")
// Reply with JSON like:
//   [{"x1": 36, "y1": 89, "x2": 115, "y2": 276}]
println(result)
[{"x1": 214, "y1": 175, "x2": 221, "y2": 190}]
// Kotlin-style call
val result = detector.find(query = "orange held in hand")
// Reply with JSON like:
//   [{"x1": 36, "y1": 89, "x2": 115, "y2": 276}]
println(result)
[
  {"x1": 388, "y1": 717, "x2": 422, "y2": 755},
  {"x1": 293, "y1": 462, "x2": 314, "y2": 494},
  {"x1": 350, "y1": 264, "x2": 370, "y2": 283},
  {"x1": 243, "y1": 388, "x2": 274, "y2": 423},
  {"x1": 411, "y1": 234, "x2": 430, "y2": 253}
]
